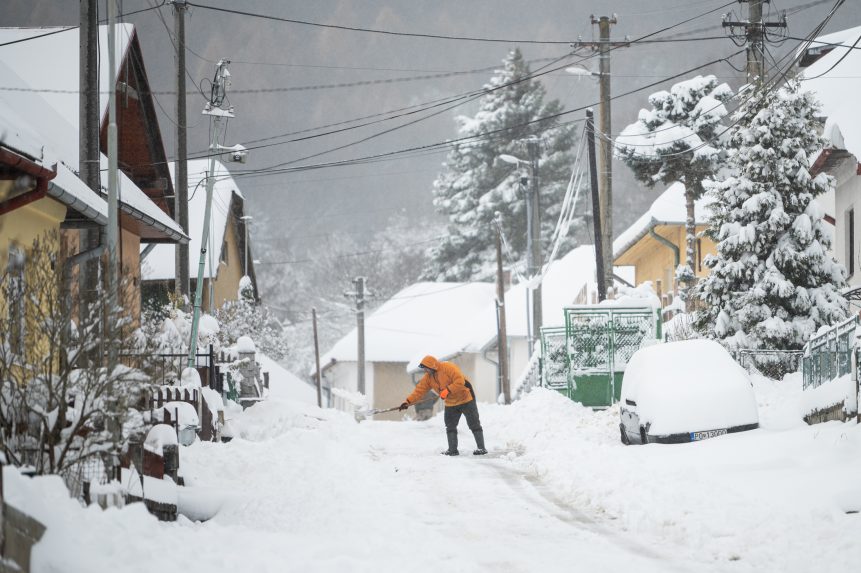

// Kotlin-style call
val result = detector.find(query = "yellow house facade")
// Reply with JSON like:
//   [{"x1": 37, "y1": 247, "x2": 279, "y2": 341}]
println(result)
[{"x1": 613, "y1": 182, "x2": 715, "y2": 293}]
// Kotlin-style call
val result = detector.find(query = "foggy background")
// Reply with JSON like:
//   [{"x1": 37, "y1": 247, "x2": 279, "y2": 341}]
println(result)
[{"x1": 5, "y1": 0, "x2": 859, "y2": 357}]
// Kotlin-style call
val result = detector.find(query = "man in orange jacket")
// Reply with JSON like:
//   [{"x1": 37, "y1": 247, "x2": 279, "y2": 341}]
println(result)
[{"x1": 399, "y1": 355, "x2": 487, "y2": 456}]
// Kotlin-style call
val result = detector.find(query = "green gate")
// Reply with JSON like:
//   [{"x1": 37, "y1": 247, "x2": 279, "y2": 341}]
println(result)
[
  {"x1": 539, "y1": 326, "x2": 570, "y2": 397},
  {"x1": 564, "y1": 306, "x2": 661, "y2": 408},
  {"x1": 802, "y1": 315, "x2": 857, "y2": 390}
]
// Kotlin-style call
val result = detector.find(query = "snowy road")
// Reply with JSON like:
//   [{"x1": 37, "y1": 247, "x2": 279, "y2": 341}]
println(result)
[
  {"x1": 7, "y1": 383, "x2": 861, "y2": 573},
  {"x1": 171, "y1": 401, "x2": 712, "y2": 573}
]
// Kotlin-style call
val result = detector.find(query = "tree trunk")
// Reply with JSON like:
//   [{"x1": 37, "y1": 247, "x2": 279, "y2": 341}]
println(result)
[{"x1": 684, "y1": 188, "x2": 697, "y2": 311}]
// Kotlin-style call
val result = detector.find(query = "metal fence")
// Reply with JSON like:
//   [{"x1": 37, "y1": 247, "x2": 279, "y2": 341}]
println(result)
[
  {"x1": 737, "y1": 349, "x2": 804, "y2": 380},
  {"x1": 539, "y1": 326, "x2": 570, "y2": 397},
  {"x1": 802, "y1": 315, "x2": 857, "y2": 390},
  {"x1": 117, "y1": 345, "x2": 218, "y2": 387}
]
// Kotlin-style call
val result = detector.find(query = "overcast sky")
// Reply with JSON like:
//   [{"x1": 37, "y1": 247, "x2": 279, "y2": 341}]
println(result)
[{"x1": 5, "y1": 0, "x2": 860, "y2": 259}]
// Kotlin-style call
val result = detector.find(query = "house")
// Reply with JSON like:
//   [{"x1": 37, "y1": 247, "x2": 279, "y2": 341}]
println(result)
[
  {"x1": 612, "y1": 182, "x2": 715, "y2": 294},
  {"x1": 0, "y1": 97, "x2": 109, "y2": 362},
  {"x1": 0, "y1": 25, "x2": 187, "y2": 325},
  {"x1": 319, "y1": 282, "x2": 496, "y2": 420},
  {"x1": 141, "y1": 159, "x2": 259, "y2": 311},
  {"x1": 799, "y1": 25, "x2": 861, "y2": 302},
  {"x1": 320, "y1": 246, "x2": 612, "y2": 420},
  {"x1": 466, "y1": 245, "x2": 604, "y2": 389}
]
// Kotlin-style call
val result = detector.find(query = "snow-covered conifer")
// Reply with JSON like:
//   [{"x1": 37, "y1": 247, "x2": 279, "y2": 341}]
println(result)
[
  {"x1": 426, "y1": 48, "x2": 580, "y2": 281},
  {"x1": 695, "y1": 79, "x2": 847, "y2": 351},
  {"x1": 617, "y1": 75, "x2": 733, "y2": 288}
]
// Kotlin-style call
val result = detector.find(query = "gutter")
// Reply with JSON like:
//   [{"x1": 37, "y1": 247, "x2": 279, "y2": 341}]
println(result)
[
  {"x1": 116, "y1": 201, "x2": 189, "y2": 244},
  {"x1": 649, "y1": 227, "x2": 680, "y2": 269},
  {"x1": 47, "y1": 181, "x2": 108, "y2": 226}
]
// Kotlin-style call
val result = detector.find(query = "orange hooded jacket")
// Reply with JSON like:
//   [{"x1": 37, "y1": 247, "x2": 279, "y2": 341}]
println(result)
[{"x1": 405, "y1": 355, "x2": 473, "y2": 408}]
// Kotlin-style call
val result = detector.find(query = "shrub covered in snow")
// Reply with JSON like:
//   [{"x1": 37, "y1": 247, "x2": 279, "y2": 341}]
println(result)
[{"x1": 695, "y1": 79, "x2": 848, "y2": 352}]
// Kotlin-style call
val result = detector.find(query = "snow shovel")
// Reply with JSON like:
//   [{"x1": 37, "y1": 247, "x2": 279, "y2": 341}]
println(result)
[{"x1": 359, "y1": 397, "x2": 437, "y2": 418}]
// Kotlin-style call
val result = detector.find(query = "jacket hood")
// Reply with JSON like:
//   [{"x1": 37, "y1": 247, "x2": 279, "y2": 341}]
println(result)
[{"x1": 419, "y1": 355, "x2": 440, "y2": 370}]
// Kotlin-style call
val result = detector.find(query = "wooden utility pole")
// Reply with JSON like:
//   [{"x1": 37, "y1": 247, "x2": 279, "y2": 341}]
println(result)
[
  {"x1": 173, "y1": 0, "x2": 191, "y2": 301},
  {"x1": 574, "y1": 16, "x2": 628, "y2": 295},
  {"x1": 312, "y1": 307, "x2": 323, "y2": 408},
  {"x1": 79, "y1": 0, "x2": 101, "y2": 308},
  {"x1": 494, "y1": 219, "x2": 511, "y2": 404},
  {"x1": 722, "y1": 0, "x2": 787, "y2": 88},
  {"x1": 586, "y1": 109, "x2": 606, "y2": 302}
]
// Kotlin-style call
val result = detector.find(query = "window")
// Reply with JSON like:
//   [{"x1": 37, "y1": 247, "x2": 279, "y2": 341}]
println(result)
[
  {"x1": 847, "y1": 208, "x2": 855, "y2": 277},
  {"x1": 5, "y1": 244, "x2": 26, "y2": 354},
  {"x1": 221, "y1": 238, "x2": 229, "y2": 265}
]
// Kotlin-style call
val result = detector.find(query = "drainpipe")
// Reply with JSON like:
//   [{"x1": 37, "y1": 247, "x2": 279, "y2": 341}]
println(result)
[{"x1": 649, "y1": 227, "x2": 680, "y2": 269}]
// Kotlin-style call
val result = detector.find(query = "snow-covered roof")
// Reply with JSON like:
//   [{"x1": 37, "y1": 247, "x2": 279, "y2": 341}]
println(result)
[
  {"x1": 468, "y1": 245, "x2": 599, "y2": 350},
  {"x1": 321, "y1": 282, "x2": 496, "y2": 366},
  {"x1": 0, "y1": 91, "x2": 108, "y2": 224},
  {"x1": 801, "y1": 26, "x2": 861, "y2": 159},
  {"x1": 0, "y1": 26, "x2": 132, "y2": 133},
  {"x1": 142, "y1": 159, "x2": 244, "y2": 281},
  {"x1": 0, "y1": 26, "x2": 185, "y2": 241},
  {"x1": 613, "y1": 182, "x2": 712, "y2": 259}
]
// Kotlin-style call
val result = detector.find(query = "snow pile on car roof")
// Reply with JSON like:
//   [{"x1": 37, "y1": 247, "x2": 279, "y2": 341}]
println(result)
[{"x1": 622, "y1": 339, "x2": 758, "y2": 435}]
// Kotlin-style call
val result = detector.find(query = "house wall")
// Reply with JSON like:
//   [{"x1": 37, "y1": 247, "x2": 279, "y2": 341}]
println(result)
[
  {"x1": 207, "y1": 218, "x2": 244, "y2": 311},
  {"x1": 0, "y1": 197, "x2": 65, "y2": 269},
  {"x1": 324, "y1": 360, "x2": 372, "y2": 414},
  {"x1": 119, "y1": 226, "x2": 141, "y2": 327},
  {"x1": 616, "y1": 224, "x2": 716, "y2": 290},
  {"x1": 372, "y1": 362, "x2": 416, "y2": 421},
  {"x1": 832, "y1": 155, "x2": 861, "y2": 288}
]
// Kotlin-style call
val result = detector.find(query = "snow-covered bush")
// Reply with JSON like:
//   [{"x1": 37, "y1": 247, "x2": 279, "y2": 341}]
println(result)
[
  {"x1": 695, "y1": 79, "x2": 847, "y2": 352},
  {"x1": 0, "y1": 232, "x2": 155, "y2": 477},
  {"x1": 215, "y1": 298, "x2": 287, "y2": 360}
]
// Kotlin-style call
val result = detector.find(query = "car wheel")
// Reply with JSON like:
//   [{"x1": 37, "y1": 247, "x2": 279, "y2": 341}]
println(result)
[{"x1": 619, "y1": 424, "x2": 630, "y2": 445}]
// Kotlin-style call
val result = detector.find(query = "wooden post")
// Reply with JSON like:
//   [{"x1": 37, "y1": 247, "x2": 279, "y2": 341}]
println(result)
[
  {"x1": 263, "y1": 372, "x2": 270, "y2": 390},
  {"x1": 312, "y1": 307, "x2": 323, "y2": 408},
  {"x1": 656, "y1": 279, "x2": 663, "y2": 304}
]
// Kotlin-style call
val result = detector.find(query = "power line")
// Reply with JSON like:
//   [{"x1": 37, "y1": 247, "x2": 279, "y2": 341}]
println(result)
[{"x1": 185, "y1": 0, "x2": 735, "y2": 46}]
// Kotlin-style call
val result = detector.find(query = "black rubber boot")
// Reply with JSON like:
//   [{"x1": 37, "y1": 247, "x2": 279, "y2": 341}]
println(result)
[
  {"x1": 472, "y1": 430, "x2": 487, "y2": 455},
  {"x1": 443, "y1": 429, "x2": 458, "y2": 456}
]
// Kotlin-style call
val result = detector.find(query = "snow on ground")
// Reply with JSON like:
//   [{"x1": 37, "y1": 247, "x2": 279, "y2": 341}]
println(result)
[{"x1": 5, "y1": 369, "x2": 861, "y2": 572}]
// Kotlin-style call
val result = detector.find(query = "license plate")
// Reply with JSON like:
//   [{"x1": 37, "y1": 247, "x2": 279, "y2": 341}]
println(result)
[{"x1": 690, "y1": 429, "x2": 727, "y2": 441}]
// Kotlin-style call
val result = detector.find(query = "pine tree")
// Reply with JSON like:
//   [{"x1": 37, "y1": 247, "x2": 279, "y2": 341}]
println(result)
[
  {"x1": 616, "y1": 75, "x2": 733, "y2": 289},
  {"x1": 695, "y1": 79, "x2": 847, "y2": 352},
  {"x1": 426, "y1": 48, "x2": 579, "y2": 281}
]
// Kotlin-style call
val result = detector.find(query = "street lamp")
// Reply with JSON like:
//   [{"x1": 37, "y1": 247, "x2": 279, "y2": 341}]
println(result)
[
  {"x1": 499, "y1": 146, "x2": 542, "y2": 358},
  {"x1": 240, "y1": 215, "x2": 253, "y2": 277}
]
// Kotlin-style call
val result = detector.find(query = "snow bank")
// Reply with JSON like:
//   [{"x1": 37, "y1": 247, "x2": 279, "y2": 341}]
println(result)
[
  {"x1": 256, "y1": 352, "x2": 317, "y2": 405},
  {"x1": 802, "y1": 374, "x2": 858, "y2": 418},
  {"x1": 622, "y1": 340, "x2": 758, "y2": 434},
  {"x1": 481, "y1": 386, "x2": 861, "y2": 571}
]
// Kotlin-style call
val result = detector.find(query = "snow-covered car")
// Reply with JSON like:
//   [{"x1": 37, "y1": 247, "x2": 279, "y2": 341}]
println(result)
[{"x1": 619, "y1": 339, "x2": 759, "y2": 445}]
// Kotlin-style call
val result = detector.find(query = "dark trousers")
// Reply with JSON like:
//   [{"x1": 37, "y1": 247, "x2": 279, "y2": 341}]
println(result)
[{"x1": 444, "y1": 399, "x2": 483, "y2": 451}]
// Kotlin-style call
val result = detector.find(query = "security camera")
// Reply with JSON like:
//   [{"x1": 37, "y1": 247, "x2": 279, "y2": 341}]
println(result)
[{"x1": 230, "y1": 150, "x2": 248, "y2": 164}]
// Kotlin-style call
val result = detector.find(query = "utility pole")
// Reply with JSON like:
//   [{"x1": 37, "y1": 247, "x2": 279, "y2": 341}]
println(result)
[
  {"x1": 345, "y1": 277, "x2": 367, "y2": 395},
  {"x1": 494, "y1": 216, "x2": 511, "y2": 404},
  {"x1": 106, "y1": 0, "x2": 119, "y2": 346},
  {"x1": 574, "y1": 16, "x2": 628, "y2": 294},
  {"x1": 312, "y1": 307, "x2": 323, "y2": 408},
  {"x1": 722, "y1": 0, "x2": 786, "y2": 88},
  {"x1": 586, "y1": 109, "x2": 606, "y2": 302},
  {"x1": 188, "y1": 59, "x2": 235, "y2": 368},
  {"x1": 79, "y1": 0, "x2": 100, "y2": 311},
  {"x1": 526, "y1": 137, "x2": 542, "y2": 347},
  {"x1": 173, "y1": 0, "x2": 190, "y2": 302}
]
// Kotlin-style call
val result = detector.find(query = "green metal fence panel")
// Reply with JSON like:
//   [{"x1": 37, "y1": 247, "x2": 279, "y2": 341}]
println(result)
[
  {"x1": 539, "y1": 326, "x2": 570, "y2": 397},
  {"x1": 563, "y1": 305, "x2": 660, "y2": 408},
  {"x1": 802, "y1": 315, "x2": 857, "y2": 390}
]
